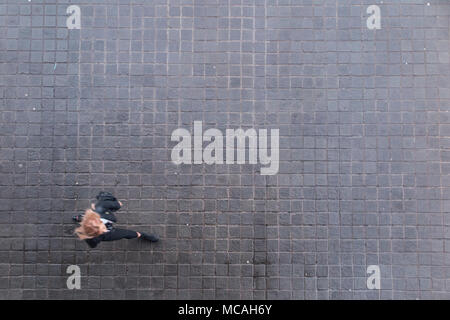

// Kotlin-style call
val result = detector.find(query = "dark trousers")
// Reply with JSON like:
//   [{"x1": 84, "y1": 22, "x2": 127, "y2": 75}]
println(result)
[{"x1": 102, "y1": 228, "x2": 139, "y2": 241}]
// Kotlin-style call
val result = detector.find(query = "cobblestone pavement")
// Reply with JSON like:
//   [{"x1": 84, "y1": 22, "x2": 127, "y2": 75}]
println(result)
[{"x1": 0, "y1": 0, "x2": 450, "y2": 300}]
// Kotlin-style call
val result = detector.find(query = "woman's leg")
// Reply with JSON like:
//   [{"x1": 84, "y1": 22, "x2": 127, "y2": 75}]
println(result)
[
  {"x1": 101, "y1": 228, "x2": 139, "y2": 242},
  {"x1": 101, "y1": 228, "x2": 158, "y2": 242},
  {"x1": 139, "y1": 232, "x2": 159, "y2": 242}
]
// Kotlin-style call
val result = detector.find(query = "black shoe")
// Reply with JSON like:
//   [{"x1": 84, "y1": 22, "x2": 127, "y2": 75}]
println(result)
[
  {"x1": 72, "y1": 215, "x2": 83, "y2": 222},
  {"x1": 140, "y1": 233, "x2": 159, "y2": 242}
]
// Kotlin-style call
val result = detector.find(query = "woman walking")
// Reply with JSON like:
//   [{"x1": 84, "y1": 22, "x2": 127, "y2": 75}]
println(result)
[{"x1": 73, "y1": 191, "x2": 159, "y2": 248}]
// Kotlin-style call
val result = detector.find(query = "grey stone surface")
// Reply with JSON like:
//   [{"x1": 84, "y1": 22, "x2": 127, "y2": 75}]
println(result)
[{"x1": 0, "y1": 0, "x2": 449, "y2": 299}]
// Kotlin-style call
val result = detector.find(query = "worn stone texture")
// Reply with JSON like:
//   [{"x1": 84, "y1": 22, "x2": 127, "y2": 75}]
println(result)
[{"x1": 0, "y1": 0, "x2": 449, "y2": 299}]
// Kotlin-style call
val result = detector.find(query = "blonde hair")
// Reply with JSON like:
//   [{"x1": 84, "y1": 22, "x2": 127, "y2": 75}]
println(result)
[{"x1": 75, "y1": 209, "x2": 105, "y2": 240}]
